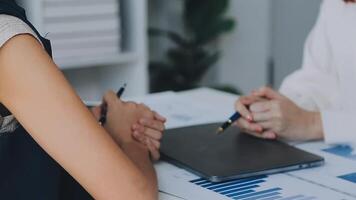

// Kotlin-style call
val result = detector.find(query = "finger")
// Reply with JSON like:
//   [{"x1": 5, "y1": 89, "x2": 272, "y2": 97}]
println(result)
[
  {"x1": 103, "y1": 90, "x2": 119, "y2": 107},
  {"x1": 132, "y1": 124, "x2": 145, "y2": 133},
  {"x1": 240, "y1": 129, "x2": 266, "y2": 139},
  {"x1": 241, "y1": 129, "x2": 276, "y2": 140},
  {"x1": 144, "y1": 128, "x2": 163, "y2": 140},
  {"x1": 147, "y1": 139, "x2": 160, "y2": 161},
  {"x1": 235, "y1": 100, "x2": 253, "y2": 121},
  {"x1": 257, "y1": 121, "x2": 274, "y2": 130},
  {"x1": 154, "y1": 111, "x2": 167, "y2": 122},
  {"x1": 250, "y1": 101, "x2": 272, "y2": 113},
  {"x1": 150, "y1": 138, "x2": 161, "y2": 149},
  {"x1": 138, "y1": 103, "x2": 154, "y2": 117},
  {"x1": 240, "y1": 95, "x2": 268, "y2": 106},
  {"x1": 139, "y1": 103, "x2": 150, "y2": 110},
  {"x1": 235, "y1": 118, "x2": 263, "y2": 133},
  {"x1": 252, "y1": 86, "x2": 282, "y2": 100},
  {"x1": 132, "y1": 131, "x2": 147, "y2": 145},
  {"x1": 252, "y1": 110, "x2": 273, "y2": 122},
  {"x1": 239, "y1": 96, "x2": 260, "y2": 105},
  {"x1": 261, "y1": 130, "x2": 277, "y2": 140},
  {"x1": 139, "y1": 118, "x2": 165, "y2": 132}
]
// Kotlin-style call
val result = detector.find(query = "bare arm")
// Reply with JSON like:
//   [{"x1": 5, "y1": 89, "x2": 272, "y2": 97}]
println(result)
[{"x1": 0, "y1": 34, "x2": 157, "y2": 200}]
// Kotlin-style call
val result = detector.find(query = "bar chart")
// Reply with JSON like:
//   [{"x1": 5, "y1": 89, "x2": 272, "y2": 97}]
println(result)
[
  {"x1": 339, "y1": 173, "x2": 356, "y2": 184},
  {"x1": 190, "y1": 175, "x2": 317, "y2": 200},
  {"x1": 323, "y1": 145, "x2": 356, "y2": 161}
]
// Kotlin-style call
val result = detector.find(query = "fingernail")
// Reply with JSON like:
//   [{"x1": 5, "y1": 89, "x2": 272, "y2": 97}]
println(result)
[
  {"x1": 158, "y1": 113, "x2": 166, "y2": 119},
  {"x1": 266, "y1": 132, "x2": 276, "y2": 139},
  {"x1": 140, "y1": 119, "x2": 147, "y2": 124},
  {"x1": 247, "y1": 115, "x2": 253, "y2": 121}
]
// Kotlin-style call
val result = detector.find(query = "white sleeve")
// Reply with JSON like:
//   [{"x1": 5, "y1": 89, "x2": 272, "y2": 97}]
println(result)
[{"x1": 278, "y1": 2, "x2": 356, "y2": 145}]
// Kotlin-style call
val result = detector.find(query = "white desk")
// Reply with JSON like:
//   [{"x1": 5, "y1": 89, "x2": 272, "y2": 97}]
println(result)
[{"x1": 132, "y1": 88, "x2": 356, "y2": 200}]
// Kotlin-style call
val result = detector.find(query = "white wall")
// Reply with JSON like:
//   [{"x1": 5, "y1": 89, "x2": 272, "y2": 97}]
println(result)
[
  {"x1": 271, "y1": 0, "x2": 321, "y2": 87},
  {"x1": 216, "y1": 0, "x2": 272, "y2": 94},
  {"x1": 216, "y1": 0, "x2": 322, "y2": 94}
]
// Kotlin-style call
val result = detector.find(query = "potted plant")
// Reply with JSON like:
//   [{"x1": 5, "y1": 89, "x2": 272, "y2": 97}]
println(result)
[{"x1": 149, "y1": 0, "x2": 236, "y2": 93}]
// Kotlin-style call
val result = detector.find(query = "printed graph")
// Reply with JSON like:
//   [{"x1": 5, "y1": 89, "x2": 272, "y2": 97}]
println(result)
[
  {"x1": 339, "y1": 172, "x2": 356, "y2": 184},
  {"x1": 323, "y1": 145, "x2": 356, "y2": 160},
  {"x1": 190, "y1": 175, "x2": 317, "y2": 200}
]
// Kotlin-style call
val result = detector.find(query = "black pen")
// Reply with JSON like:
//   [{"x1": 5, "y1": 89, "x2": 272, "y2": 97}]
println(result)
[
  {"x1": 216, "y1": 112, "x2": 241, "y2": 134},
  {"x1": 99, "y1": 83, "x2": 127, "y2": 125}
]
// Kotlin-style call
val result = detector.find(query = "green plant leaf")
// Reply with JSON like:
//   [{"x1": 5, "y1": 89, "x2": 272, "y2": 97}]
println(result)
[
  {"x1": 148, "y1": 27, "x2": 191, "y2": 48},
  {"x1": 184, "y1": 0, "x2": 230, "y2": 35},
  {"x1": 195, "y1": 18, "x2": 235, "y2": 45},
  {"x1": 210, "y1": 85, "x2": 242, "y2": 95},
  {"x1": 193, "y1": 51, "x2": 220, "y2": 80}
]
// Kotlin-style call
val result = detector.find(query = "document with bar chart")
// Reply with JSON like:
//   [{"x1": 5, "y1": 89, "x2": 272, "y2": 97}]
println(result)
[
  {"x1": 156, "y1": 162, "x2": 353, "y2": 200},
  {"x1": 282, "y1": 142, "x2": 356, "y2": 199}
]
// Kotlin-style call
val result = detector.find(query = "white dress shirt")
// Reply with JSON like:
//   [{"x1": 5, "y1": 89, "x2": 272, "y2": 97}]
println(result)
[{"x1": 280, "y1": 0, "x2": 356, "y2": 144}]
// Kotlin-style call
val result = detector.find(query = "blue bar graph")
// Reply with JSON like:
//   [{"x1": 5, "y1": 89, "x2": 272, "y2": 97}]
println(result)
[
  {"x1": 190, "y1": 176, "x2": 317, "y2": 200},
  {"x1": 323, "y1": 145, "x2": 356, "y2": 160},
  {"x1": 339, "y1": 172, "x2": 356, "y2": 184}
]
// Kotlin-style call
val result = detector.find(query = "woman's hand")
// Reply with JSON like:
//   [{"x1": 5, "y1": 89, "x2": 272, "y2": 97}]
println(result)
[
  {"x1": 249, "y1": 87, "x2": 323, "y2": 141},
  {"x1": 131, "y1": 111, "x2": 166, "y2": 161},
  {"x1": 91, "y1": 91, "x2": 144, "y2": 145},
  {"x1": 234, "y1": 95, "x2": 277, "y2": 139},
  {"x1": 91, "y1": 91, "x2": 166, "y2": 160}
]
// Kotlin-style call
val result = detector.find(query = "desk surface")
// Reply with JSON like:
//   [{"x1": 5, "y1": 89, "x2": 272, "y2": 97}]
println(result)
[{"x1": 135, "y1": 88, "x2": 356, "y2": 200}]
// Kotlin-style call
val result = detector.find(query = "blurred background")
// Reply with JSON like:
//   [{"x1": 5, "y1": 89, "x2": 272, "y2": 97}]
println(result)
[{"x1": 18, "y1": 0, "x2": 321, "y2": 101}]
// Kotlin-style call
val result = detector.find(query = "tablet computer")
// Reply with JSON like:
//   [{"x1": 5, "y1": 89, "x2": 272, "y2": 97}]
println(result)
[{"x1": 160, "y1": 123, "x2": 324, "y2": 182}]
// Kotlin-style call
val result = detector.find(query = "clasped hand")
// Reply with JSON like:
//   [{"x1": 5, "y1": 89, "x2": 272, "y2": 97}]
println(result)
[
  {"x1": 91, "y1": 91, "x2": 166, "y2": 161},
  {"x1": 234, "y1": 87, "x2": 323, "y2": 141}
]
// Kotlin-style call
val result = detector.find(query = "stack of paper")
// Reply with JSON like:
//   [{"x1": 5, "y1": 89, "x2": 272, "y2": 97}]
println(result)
[
  {"x1": 42, "y1": 0, "x2": 121, "y2": 66},
  {"x1": 124, "y1": 89, "x2": 236, "y2": 129}
]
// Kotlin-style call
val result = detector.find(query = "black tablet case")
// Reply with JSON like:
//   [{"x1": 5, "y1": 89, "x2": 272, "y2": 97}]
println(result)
[{"x1": 160, "y1": 123, "x2": 324, "y2": 182}]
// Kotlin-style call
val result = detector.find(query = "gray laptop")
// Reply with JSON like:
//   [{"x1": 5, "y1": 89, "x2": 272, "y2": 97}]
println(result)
[{"x1": 160, "y1": 123, "x2": 324, "y2": 182}]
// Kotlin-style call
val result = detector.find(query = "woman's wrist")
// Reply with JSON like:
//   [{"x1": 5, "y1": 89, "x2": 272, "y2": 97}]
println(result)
[
  {"x1": 103, "y1": 124, "x2": 132, "y2": 147},
  {"x1": 121, "y1": 140, "x2": 150, "y2": 158},
  {"x1": 305, "y1": 111, "x2": 324, "y2": 140}
]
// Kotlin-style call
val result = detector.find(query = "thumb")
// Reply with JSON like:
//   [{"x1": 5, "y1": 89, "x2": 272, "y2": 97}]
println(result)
[
  {"x1": 103, "y1": 90, "x2": 119, "y2": 108},
  {"x1": 252, "y1": 87, "x2": 281, "y2": 100}
]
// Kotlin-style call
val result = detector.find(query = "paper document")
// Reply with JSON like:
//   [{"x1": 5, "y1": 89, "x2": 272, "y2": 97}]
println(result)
[
  {"x1": 286, "y1": 142, "x2": 356, "y2": 199},
  {"x1": 155, "y1": 161, "x2": 353, "y2": 200},
  {"x1": 126, "y1": 90, "x2": 236, "y2": 129}
]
